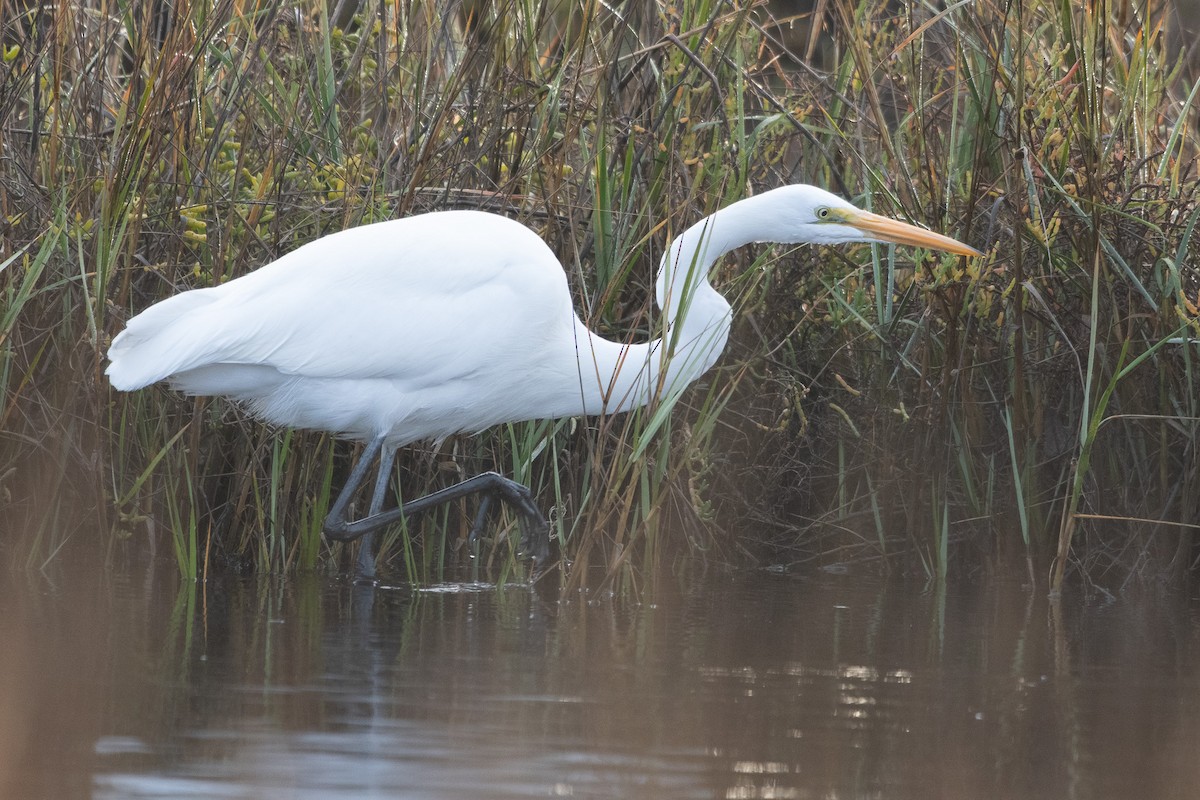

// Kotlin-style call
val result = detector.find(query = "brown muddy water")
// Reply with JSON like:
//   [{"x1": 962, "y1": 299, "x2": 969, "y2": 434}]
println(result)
[{"x1": 2, "y1": 560, "x2": 1199, "y2": 800}]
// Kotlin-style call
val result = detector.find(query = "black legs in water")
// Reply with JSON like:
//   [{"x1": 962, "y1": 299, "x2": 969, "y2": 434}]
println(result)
[
  {"x1": 322, "y1": 435, "x2": 551, "y2": 578},
  {"x1": 352, "y1": 439, "x2": 397, "y2": 578}
]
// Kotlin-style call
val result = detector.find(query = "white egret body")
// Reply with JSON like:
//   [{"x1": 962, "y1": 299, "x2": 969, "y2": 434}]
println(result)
[{"x1": 107, "y1": 185, "x2": 979, "y2": 575}]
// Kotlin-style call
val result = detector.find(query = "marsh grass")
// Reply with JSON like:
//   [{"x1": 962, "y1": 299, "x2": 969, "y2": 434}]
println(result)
[{"x1": 1, "y1": 0, "x2": 1197, "y2": 590}]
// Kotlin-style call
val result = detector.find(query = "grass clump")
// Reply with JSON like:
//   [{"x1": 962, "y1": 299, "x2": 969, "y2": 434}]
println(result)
[{"x1": 0, "y1": 0, "x2": 1196, "y2": 591}]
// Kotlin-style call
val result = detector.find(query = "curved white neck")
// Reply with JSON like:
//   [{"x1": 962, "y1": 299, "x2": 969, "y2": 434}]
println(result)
[{"x1": 564, "y1": 196, "x2": 770, "y2": 416}]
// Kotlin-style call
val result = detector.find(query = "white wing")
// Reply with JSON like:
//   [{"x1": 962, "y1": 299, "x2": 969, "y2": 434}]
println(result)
[{"x1": 106, "y1": 210, "x2": 572, "y2": 398}]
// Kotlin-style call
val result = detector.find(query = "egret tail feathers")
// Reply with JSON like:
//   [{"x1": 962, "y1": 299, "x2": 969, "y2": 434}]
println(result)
[{"x1": 105, "y1": 287, "x2": 227, "y2": 390}]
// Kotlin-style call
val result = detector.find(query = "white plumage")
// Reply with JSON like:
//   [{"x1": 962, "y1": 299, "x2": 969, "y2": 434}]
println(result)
[{"x1": 109, "y1": 211, "x2": 583, "y2": 445}]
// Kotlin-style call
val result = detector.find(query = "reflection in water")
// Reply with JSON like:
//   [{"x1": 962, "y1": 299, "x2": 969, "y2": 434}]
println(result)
[{"x1": 1, "y1": 557, "x2": 1198, "y2": 799}]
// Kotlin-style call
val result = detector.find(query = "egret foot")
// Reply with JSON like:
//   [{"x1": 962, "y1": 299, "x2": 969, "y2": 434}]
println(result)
[{"x1": 464, "y1": 473, "x2": 551, "y2": 565}]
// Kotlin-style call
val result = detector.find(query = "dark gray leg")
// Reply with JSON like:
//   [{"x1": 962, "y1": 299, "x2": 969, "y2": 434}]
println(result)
[
  {"x1": 354, "y1": 443, "x2": 396, "y2": 580},
  {"x1": 470, "y1": 494, "x2": 494, "y2": 548},
  {"x1": 323, "y1": 438, "x2": 550, "y2": 567},
  {"x1": 324, "y1": 434, "x2": 385, "y2": 537}
]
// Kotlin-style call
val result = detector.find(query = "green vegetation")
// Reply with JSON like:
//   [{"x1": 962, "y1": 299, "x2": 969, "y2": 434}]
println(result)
[{"x1": 1, "y1": 0, "x2": 1196, "y2": 591}]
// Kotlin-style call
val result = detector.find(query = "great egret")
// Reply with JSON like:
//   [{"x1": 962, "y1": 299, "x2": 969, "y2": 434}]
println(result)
[{"x1": 106, "y1": 185, "x2": 979, "y2": 577}]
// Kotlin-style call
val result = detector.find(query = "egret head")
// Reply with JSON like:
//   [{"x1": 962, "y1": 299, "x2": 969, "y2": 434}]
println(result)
[{"x1": 754, "y1": 184, "x2": 981, "y2": 256}]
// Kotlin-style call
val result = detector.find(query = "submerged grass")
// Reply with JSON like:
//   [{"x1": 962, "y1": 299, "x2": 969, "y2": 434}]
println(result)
[{"x1": 0, "y1": 0, "x2": 1197, "y2": 590}]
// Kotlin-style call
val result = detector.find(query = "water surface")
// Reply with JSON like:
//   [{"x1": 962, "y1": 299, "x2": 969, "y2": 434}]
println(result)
[{"x1": 2, "y1": 560, "x2": 1198, "y2": 799}]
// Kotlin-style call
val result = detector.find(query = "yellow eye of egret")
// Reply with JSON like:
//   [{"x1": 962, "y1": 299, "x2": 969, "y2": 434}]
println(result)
[{"x1": 816, "y1": 207, "x2": 831, "y2": 220}]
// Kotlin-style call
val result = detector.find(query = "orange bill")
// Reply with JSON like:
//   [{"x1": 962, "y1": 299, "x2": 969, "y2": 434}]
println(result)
[{"x1": 845, "y1": 209, "x2": 982, "y2": 257}]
